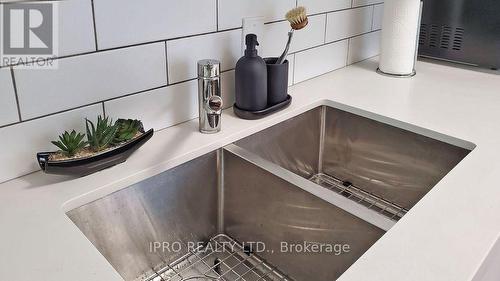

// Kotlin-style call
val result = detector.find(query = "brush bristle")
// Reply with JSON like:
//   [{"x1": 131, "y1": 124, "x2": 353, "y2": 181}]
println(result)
[{"x1": 285, "y1": 6, "x2": 307, "y2": 29}]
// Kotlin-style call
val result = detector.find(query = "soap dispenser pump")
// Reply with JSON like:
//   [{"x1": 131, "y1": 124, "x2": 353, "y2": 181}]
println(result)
[{"x1": 235, "y1": 34, "x2": 267, "y2": 111}]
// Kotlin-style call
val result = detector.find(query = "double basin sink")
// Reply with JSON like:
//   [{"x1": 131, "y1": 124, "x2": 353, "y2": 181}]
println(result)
[{"x1": 68, "y1": 105, "x2": 471, "y2": 281}]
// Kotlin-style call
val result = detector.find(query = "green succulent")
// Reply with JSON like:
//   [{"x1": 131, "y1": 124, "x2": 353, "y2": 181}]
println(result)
[
  {"x1": 51, "y1": 130, "x2": 87, "y2": 157},
  {"x1": 86, "y1": 116, "x2": 119, "y2": 152},
  {"x1": 113, "y1": 119, "x2": 142, "y2": 144}
]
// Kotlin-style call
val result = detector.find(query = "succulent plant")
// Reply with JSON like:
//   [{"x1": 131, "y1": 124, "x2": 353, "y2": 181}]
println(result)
[
  {"x1": 51, "y1": 130, "x2": 87, "y2": 157},
  {"x1": 86, "y1": 116, "x2": 119, "y2": 152},
  {"x1": 113, "y1": 119, "x2": 142, "y2": 144}
]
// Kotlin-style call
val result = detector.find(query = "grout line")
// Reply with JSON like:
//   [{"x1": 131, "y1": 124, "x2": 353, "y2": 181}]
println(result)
[
  {"x1": 370, "y1": 4, "x2": 375, "y2": 31},
  {"x1": 167, "y1": 68, "x2": 235, "y2": 87},
  {"x1": 0, "y1": 121, "x2": 21, "y2": 129},
  {"x1": 263, "y1": 18, "x2": 289, "y2": 26},
  {"x1": 101, "y1": 102, "x2": 106, "y2": 118},
  {"x1": 346, "y1": 38, "x2": 351, "y2": 66},
  {"x1": 18, "y1": 101, "x2": 108, "y2": 124},
  {"x1": 9, "y1": 67, "x2": 22, "y2": 122},
  {"x1": 215, "y1": 0, "x2": 219, "y2": 31},
  {"x1": 102, "y1": 84, "x2": 168, "y2": 102},
  {"x1": 323, "y1": 12, "x2": 328, "y2": 43},
  {"x1": 164, "y1": 42, "x2": 169, "y2": 84},
  {"x1": 90, "y1": 0, "x2": 99, "y2": 50},
  {"x1": 291, "y1": 29, "x2": 380, "y2": 55},
  {"x1": 167, "y1": 77, "x2": 196, "y2": 87},
  {"x1": 307, "y1": 3, "x2": 377, "y2": 17}
]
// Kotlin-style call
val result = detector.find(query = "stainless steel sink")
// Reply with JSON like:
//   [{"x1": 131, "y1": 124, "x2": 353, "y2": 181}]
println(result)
[
  {"x1": 235, "y1": 106, "x2": 471, "y2": 216},
  {"x1": 68, "y1": 105, "x2": 471, "y2": 281}
]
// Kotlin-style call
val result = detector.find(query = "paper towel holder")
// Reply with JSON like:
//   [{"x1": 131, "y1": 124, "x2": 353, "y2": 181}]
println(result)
[{"x1": 377, "y1": 0, "x2": 423, "y2": 78}]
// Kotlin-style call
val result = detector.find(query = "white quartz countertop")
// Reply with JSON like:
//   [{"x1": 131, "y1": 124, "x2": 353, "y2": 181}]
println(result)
[{"x1": 1, "y1": 58, "x2": 499, "y2": 281}]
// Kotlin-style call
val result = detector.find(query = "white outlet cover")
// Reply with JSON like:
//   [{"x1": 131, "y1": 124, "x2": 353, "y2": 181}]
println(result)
[{"x1": 242, "y1": 16, "x2": 264, "y2": 55}]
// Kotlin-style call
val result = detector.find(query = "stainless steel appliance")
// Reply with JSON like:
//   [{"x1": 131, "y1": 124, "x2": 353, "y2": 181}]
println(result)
[{"x1": 418, "y1": 0, "x2": 500, "y2": 70}]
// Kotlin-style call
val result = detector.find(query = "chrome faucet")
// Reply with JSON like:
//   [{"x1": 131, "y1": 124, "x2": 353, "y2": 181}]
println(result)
[{"x1": 198, "y1": 59, "x2": 223, "y2": 134}]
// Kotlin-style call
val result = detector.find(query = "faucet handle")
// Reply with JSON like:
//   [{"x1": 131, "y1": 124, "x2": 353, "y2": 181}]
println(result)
[
  {"x1": 205, "y1": 95, "x2": 223, "y2": 130},
  {"x1": 206, "y1": 95, "x2": 223, "y2": 114}
]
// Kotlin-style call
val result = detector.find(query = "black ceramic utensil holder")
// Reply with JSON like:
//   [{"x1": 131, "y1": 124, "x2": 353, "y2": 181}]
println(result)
[
  {"x1": 265, "y1": 57, "x2": 289, "y2": 105},
  {"x1": 233, "y1": 57, "x2": 292, "y2": 120}
]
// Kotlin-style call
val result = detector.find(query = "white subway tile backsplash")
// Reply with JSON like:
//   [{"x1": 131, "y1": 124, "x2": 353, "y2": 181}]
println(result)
[
  {"x1": 298, "y1": 0, "x2": 351, "y2": 14},
  {"x1": 3, "y1": 1, "x2": 381, "y2": 182},
  {"x1": 353, "y1": 0, "x2": 384, "y2": 7},
  {"x1": 261, "y1": 14, "x2": 326, "y2": 58},
  {"x1": 0, "y1": 104, "x2": 102, "y2": 183},
  {"x1": 218, "y1": 0, "x2": 295, "y2": 30},
  {"x1": 294, "y1": 40, "x2": 348, "y2": 83},
  {"x1": 14, "y1": 43, "x2": 167, "y2": 120},
  {"x1": 105, "y1": 81, "x2": 198, "y2": 131},
  {"x1": 221, "y1": 71, "x2": 235, "y2": 109},
  {"x1": 372, "y1": 4, "x2": 384, "y2": 30},
  {"x1": 326, "y1": 6, "x2": 373, "y2": 43},
  {"x1": 0, "y1": 68, "x2": 19, "y2": 126},
  {"x1": 57, "y1": 0, "x2": 96, "y2": 56},
  {"x1": 93, "y1": 0, "x2": 217, "y2": 49},
  {"x1": 348, "y1": 31, "x2": 381, "y2": 64},
  {"x1": 167, "y1": 30, "x2": 241, "y2": 84}
]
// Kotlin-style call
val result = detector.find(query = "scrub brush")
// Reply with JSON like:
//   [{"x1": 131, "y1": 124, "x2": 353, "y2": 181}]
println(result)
[{"x1": 276, "y1": 6, "x2": 309, "y2": 64}]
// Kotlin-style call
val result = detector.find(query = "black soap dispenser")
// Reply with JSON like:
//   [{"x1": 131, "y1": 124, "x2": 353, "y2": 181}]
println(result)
[{"x1": 235, "y1": 34, "x2": 267, "y2": 111}]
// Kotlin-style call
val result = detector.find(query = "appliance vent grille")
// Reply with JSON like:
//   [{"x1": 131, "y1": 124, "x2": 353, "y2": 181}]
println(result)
[
  {"x1": 440, "y1": 25, "x2": 452, "y2": 49},
  {"x1": 429, "y1": 24, "x2": 439, "y2": 48},
  {"x1": 419, "y1": 23, "x2": 428, "y2": 45},
  {"x1": 453, "y1": 27, "x2": 464, "y2": 50},
  {"x1": 419, "y1": 24, "x2": 464, "y2": 51}
]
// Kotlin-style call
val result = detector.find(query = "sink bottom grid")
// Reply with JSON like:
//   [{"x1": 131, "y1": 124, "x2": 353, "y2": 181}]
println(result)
[
  {"x1": 309, "y1": 173, "x2": 408, "y2": 221},
  {"x1": 147, "y1": 234, "x2": 291, "y2": 281}
]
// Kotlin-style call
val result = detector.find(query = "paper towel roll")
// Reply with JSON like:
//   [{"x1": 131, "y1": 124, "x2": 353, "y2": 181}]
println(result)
[{"x1": 379, "y1": 0, "x2": 421, "y2": 76}]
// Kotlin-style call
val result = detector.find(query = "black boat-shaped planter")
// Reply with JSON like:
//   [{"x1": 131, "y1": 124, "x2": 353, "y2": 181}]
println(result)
[{"x1": 37, "y1": 128, "x2": 154, "y2": 177}]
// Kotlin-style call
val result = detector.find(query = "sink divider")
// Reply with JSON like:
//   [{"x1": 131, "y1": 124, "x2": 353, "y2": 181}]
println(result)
[
  {"x1": 217, "y1": 149, "x2": 225, "y2": 234},
  {"x1": 223, "y1": 144, "x2": 396, "y2": 231},
  {"x1": 318, "y1": 105, "x2": 327, "y2": 174}
]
